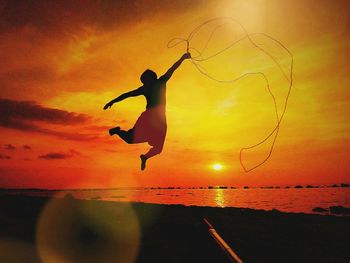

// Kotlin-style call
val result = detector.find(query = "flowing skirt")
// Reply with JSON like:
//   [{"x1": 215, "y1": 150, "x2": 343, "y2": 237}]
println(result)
[{"x1": 133, "y1": 106, "x2": 167, "y2": 147}]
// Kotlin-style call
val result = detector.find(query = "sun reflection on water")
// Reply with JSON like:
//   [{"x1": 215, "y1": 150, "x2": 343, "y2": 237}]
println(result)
[{"x1": 214, "y1": 189, "x2": 225, "y2": 207}]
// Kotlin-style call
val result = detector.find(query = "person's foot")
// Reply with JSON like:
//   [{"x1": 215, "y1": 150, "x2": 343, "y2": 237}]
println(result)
[
  {"x1": 140, "y1": 155, "x2": 147, "y2": 171},
  {"x1": 109, "y1": 127, "x2": 120, "y2": 136}
]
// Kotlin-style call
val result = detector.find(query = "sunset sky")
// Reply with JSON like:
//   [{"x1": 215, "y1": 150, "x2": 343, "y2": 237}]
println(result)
[{"x1": 0, "y1": 0, "x2": 349, "y2": 189}]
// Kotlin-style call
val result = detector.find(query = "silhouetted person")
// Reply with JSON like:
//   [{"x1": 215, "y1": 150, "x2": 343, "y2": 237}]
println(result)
[{"x1": 104, "y1": 52, "x2": 191, "y2": 170}]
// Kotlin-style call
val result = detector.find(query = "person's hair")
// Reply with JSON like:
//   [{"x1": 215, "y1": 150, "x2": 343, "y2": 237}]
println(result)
[{"x1": 140, "y1": 69, "x2": 157, "y2": 85}]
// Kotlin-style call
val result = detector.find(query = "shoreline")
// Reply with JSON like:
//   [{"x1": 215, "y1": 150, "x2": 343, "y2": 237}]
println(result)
[
  {"x1": 2, "y1": 188, "x2": 350, "y2": 216},
  {"x1": 0, "y1": 195, "x2": 349, "y2": 262}
]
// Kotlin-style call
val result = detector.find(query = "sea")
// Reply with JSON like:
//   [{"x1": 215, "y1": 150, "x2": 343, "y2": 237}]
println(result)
[{"x1": 3, "y1": 186, "x2": 350, "y2": 215}]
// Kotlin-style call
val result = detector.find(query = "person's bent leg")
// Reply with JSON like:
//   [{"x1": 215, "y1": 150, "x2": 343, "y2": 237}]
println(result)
[
  {"x1": 109, "y1": 126, "x2": 120, "y2": 136},
  {"x1": 140, "y1": 144, "x2": 164, "y2": 171},
  {"x1": 144, "y1": 145, "x2": 163, "y2": 159},
  {"x1": 111, "y1": 127, "x2": 134, "y2": 144}
]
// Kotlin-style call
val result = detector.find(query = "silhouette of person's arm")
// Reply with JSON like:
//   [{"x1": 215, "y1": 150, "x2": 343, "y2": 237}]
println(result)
[
  {"x1": 104, "y1": 88, "x2": 142, "y2": 110},
  {"x1": 161, "y1": 52, "x2": 191, "y2": 81}
]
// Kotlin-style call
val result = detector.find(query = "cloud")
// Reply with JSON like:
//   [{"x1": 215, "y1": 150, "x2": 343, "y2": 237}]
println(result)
[
  {"x1": 38, "y1": 149, "x2": 83, "y2": 160},
  {"x1": 0, "y1": 0, "x2": 202, "y2": 34},
  {"x1": 38, "y1": 152, "x2": 71, "y2": 160},
  {"x1": 0, "y1": 98, "x2": 100, "y2": 141},
  {"x1": 0, "y1": 98, "x2": 90, "y2": 124},
  {"x1": 23, "y1": 144, "x2": 31, "y2": 150},
  {"x1": 0, "y1": 0, "x2": 205, "y2": 98},
  {"x1": 4, "y1": 144, "x2": 16, "y2": 150},
  {"x1": 0, "y1": 154, "x2": 11, "y2": 159}
]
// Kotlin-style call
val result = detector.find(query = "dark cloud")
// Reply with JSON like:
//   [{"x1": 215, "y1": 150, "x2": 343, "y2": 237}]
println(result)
[
  {"x1": 23, "y1": 145, "x2": 31, "y2": 150},
  {"x1": 38, "y1": 152, "x2": 71, "y2": 160},
  {"x1": 4, "y1": 143, "x2": 15, "y2": 150},
  {"x1": 0, "y1": 98, "x2": 99, "y2": 141},
  {"x1": 0, "y1": 98, "x2": 90, "y2": 124},
  {"x1": 38, "y1": 149, "x2": 82, "y2": 160},
  {"x1": 0, "y1": 0, "x2": 203, "y2": 34},
  {"x1": 0, "y1": 154, "x2": 11, "y2": 159}
]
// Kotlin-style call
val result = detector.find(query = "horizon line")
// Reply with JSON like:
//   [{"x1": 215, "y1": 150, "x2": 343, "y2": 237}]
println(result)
[{"x1": 0, "y1": 183, "x2": 349, "y2": 191}]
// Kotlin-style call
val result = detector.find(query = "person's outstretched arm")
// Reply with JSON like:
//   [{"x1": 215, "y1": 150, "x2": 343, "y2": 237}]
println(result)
[
  {"x1": 103, "y1": 88, "x2": 142, "y2": 110},
  {"x1": 161, "y1": 52, "x2": 191, "y2": 81}
]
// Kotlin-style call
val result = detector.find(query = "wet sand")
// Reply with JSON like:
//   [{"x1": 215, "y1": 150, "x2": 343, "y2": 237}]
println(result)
[{"x1": 0, "y1": 195, "x2": 349, "y2": 263}]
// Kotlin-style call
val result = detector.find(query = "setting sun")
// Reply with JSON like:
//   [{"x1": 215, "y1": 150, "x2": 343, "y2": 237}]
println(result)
[{"x1": 212, "y1": 163, "x2": 223, "y2": 171}]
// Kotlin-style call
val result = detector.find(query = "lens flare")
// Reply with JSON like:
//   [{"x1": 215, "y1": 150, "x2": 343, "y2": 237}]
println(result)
[{"x1": 36, "y1": 195, "x2": 140, "y2": 263}]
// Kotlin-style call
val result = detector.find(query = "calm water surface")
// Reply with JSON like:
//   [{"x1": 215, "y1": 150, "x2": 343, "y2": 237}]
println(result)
[{"x1": 8, "y1": 187, "x2": 350, "y2": 214}]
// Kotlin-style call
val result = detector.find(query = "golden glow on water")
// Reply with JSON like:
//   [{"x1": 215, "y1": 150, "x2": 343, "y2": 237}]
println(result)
[
  {"x1": 14, "y1": 188, "x2": 350, "y2": 214},
  {"x1": 214, "y1": 189, "x2": 225, "y2": 207}
]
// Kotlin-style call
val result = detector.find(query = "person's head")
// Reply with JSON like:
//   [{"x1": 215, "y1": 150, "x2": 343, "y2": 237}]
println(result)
[{"x1": 140, "y1": 69, "x2": 157, "y2": 85}]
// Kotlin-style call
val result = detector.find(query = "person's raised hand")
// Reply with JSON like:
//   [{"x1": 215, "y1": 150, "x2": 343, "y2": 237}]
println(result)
[
  {"x1": 103, "y1": 102, "x2": 113, "y2": 110},
  {"x1": 182, "y1": 52, "x2": 191, "y2": 60}
]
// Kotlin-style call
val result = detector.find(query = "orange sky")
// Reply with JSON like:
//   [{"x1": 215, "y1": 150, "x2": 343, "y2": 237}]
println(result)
[{"x1": 0, "y1": 0, "x2": 349, "y2": 189}]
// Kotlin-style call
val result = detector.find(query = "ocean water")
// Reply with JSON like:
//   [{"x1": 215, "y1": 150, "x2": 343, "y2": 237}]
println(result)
[{"x1": 6, "y1": 187, "x2": 350, "y2": 214}]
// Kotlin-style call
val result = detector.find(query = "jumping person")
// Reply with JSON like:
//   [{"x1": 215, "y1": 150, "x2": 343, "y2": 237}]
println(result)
[{"x1": 103, "y1": 52, "x2": 191, "y2": 170}]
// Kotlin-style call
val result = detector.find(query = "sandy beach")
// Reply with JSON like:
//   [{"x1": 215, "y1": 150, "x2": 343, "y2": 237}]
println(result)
[{"x1": 0, "y1": 194, "x2": 349, "y2": 263}]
